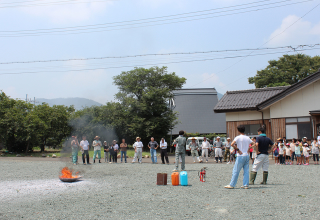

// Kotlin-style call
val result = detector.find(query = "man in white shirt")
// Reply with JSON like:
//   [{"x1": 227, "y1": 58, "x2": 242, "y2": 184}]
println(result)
[
  {"x1": 132, "y1": 137, "x2": 143, "y2": 164},
  {"x1": 80, "y1": 136, "x2": 90, "y2": 165},
  {"x1": 160, "y1": 138, "x2": 169, "y2": 164},
  {"x1": 201, "y1": 137, "x2": 210, "y2": 163},
  {"x1": 92, "y1": 136, "x2": 102, "y2": 164},
  {"x1": 225, "y1": 125, "x2": 254, "y2": 189}
]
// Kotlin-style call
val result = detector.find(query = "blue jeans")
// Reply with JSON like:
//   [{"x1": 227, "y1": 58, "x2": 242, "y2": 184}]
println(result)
[
  {"x1": 229, "y1": 155, "x2": 250, "y2": 187},
  {"x1": 121, "y1": 151, "x2": 127, "y2": 162},
  {"x1": 150, "y1": 148, "x2": 157, "y2": 163},
  {"x1": 72, "y1": 148, "x2": 78, "y2": 164}
]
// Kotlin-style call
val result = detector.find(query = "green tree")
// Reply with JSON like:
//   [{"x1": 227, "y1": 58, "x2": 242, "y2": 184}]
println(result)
[
  {"x1": 0, "y1": 91, "x2": 74, "y2": 152},
  {"x1": 248, "y1": 54, "x2": 320, "y2": 88},
  {"x1": 113, "y1": 66, "x2": 186, "y2": 147}
]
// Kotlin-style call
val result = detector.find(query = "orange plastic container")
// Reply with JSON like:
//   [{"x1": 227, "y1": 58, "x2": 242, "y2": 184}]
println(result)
[{"x1": 171, "y1": 172, "x2": 179, "y2": 186}]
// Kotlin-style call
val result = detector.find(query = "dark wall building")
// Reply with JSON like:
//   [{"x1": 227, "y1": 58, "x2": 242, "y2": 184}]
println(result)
[{"x1": 171, "y1": 88, "x2": 226, "y2": 135}]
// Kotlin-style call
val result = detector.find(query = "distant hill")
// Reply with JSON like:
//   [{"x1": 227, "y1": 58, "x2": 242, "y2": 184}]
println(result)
[
  {"x1": 217, "y1": 92, "x2": 224, "y2": 100},
  {"x1": 36, "y1": 98, "x2": 103, "y2": 110}
]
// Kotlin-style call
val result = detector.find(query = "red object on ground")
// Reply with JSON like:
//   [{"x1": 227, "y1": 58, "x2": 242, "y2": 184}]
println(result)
[
  {"x1": 199, "y1": 167, "x2": 207, "y2": 182},
  {"x1": 171, "y1": 172, "x2": 179, "y2": 186}
]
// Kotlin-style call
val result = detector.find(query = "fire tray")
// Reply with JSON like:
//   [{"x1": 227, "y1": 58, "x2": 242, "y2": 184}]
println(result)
[{"x1": 59, "y1": 176, "x2": 82, "y2": 182}]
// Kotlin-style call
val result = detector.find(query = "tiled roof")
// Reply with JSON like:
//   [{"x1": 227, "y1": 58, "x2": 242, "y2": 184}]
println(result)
[{"x1": 214, "y1": 86, "x2": 289, "y2": 112}]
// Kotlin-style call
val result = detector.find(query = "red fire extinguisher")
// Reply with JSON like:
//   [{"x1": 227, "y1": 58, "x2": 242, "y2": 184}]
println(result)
[{"x1": 199, "y1": 167, "x2": 207, "y2": 182}]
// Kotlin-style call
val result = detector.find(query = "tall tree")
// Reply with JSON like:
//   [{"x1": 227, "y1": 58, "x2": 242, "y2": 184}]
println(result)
[
  {"x1": 248, "y1": 54, "x2": 320, "y2": 88},
  {"x1": 113, "y1": 66, "x2": 186, "y2": 146}
]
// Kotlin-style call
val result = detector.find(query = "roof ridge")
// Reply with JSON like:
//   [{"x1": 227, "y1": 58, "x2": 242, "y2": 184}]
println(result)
[{"x1": 226, "y1": 86, "x2": 289, "y2": 94}]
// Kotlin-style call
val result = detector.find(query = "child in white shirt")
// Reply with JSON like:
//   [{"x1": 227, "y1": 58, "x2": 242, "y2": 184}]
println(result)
[{"x1": 303, "y1": 143, "x2": 311, "y2": 165}]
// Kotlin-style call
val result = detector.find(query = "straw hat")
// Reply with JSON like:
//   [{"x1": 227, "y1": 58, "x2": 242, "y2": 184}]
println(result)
[
  {"x1": 191, "y1": 137, "x2": 196, "y2": 141},
  {"x1": 277, "y1": 138, "x2": 281, "y2": 141},
  {"x1": 136, "y1": 137, "x2": 141, "y2": 140},
  {"x1": 94, "y1": 136, "x2": 100, "y2": 139}
]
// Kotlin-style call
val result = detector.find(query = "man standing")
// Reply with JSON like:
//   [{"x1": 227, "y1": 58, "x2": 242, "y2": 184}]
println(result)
[
  {"x1": 113, "y1": 140, "x2": 119, "y2": 163},
  {"x1": 160, "y1": 138, "x2": 169, "y2": 164},
  {"x1": 148, "y1": 137, "x2": 159, "y2": 164},
  {"x1": 201, "y1": 137, "x2": 210, "y2": 163},
  {"x1": 103, "y1": 141, "x2": 109, "y2": 163},
  {"x1": 224, "y1": 137, "x2": 231, "y2": 163},
  {"x1": 92, "y1": 136, "x2": 102, "y2": 163},
  {"x1": 120, "y1": 139, "x2": 127, "y2": 163},
  {"x1": 80, "y1": 136, "x2": 90, "y2": 165},
  {"x1": 214, "y1": 136, "x2": 224, "y2": 163},
  {"x1": 190, "y1": 137, "x2": 201, "y2": 163},
  {"x1": 172, "y1": 130, "x2": 186, "y2": 172},
  {"x1": 132, "y1": 137, "x2": 143, "y2": 164},
  {"x1": 225, "y1": 125, "x2": 254, "y2": 189},
  {"x1": 249, "y1": 127, "x2": 275, "y2": 185}
]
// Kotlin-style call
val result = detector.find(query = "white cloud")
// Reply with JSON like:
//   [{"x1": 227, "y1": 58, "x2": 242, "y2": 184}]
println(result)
[
  {"x1": 201, "y1": 72, "x2": 226, "y2": 89},
  {"x1": 2, "y1": 86, "x2": 20, "y2": 100},
  {"x1": 21, "y1": 2, "x2": 113, "y2": 23},
  {"x1": 267, "y1": 15, "x2": 320, "y2": 46}
]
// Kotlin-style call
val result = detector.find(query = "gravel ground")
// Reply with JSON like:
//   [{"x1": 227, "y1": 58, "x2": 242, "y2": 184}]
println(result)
[{"x1": 1, "y1": 157, "x2": 320, "y2": 220}]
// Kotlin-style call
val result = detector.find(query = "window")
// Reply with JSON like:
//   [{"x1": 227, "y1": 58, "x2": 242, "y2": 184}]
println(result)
[
  {"x1": 285, "y1": 117, "x2": 312, "y2": 139},
  {"x1": 286, "y1": 124, "x2": 297, "y2": 139},
  {"x1": 243, "y1": 124, "x2": 260, "y2": 136}
]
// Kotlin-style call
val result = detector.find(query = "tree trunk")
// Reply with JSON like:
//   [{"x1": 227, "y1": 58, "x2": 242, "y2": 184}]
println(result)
[
  {"x1": 25, "y1": 141, "x2": 30, "y2": 154},
  {"x1": 40, "y1": 142, "x2": 45, "y2": 152}
]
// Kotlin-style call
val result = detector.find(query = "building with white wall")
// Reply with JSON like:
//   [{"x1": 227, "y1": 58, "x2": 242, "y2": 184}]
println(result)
[{"x1": 214, "y1": 70, "x2": 320, "y2": 141}]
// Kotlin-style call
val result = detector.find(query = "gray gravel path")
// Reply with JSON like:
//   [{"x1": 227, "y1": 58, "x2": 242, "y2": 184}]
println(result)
[{"x1": 1, "y1": 158, "x2": 319, "y2": 220}]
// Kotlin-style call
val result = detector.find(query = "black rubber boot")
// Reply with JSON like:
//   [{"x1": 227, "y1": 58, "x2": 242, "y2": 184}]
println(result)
[
  {"x1": 94, "y1": 160, "x2": 95, "y2": 163},
  {"x1": 249, "y1": 171, "x2": 257, "y2": 185},
  {"x1": 215, "y1": 157, "x2": 218, "y2": 163},
  {"x1": 99, "y1": 160, "x2": 101, "y2": 163},
  {"x1": 219, "y1": 157, "x2": 222, "y2": 163},
  {"x1": 260, "y1": 171, "x2": 268, "y2": 184}
]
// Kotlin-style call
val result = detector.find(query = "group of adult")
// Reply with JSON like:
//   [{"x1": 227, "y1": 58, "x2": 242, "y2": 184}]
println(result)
[
  {"x1": 188, "y1": 136, "x2": 234, "y2": 164},
  {"x1": 70, "y1": 135, "x2": 170, "y2": 165},
  {"x1": 70, "y1": 136, "x2": 128, "y2": 165}
]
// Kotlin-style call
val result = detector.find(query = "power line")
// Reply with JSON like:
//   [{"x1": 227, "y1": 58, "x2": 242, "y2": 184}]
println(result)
[
  {"x1": 0, "y1": 0, "x2": 117, "y2": 9},
  {"x1": 189, "y1": 1, "x2": 320, "y2": 88},
  {"x1": 0, "y1": 43, "x2": 318, "y2": 65},
  {"x1": 0, "y1": 47, "x2": 318, "y2": 76},
  {"x1": 0, "y1": 0, "x2": 282, "y2": 31},
  {"x1": 0, "y1": 0, "x2": 313, "y2": 37}
]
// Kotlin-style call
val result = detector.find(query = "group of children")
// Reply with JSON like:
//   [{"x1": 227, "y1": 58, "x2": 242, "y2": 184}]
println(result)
[{"x1": 273, "y1": 137, "x2": 320, "y2": 165}]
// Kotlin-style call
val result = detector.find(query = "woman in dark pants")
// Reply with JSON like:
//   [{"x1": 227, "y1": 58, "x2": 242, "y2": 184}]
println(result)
[
  {"x1": 109, "y1": 145, "x2": 115, "y2": 163},
  {"x1": 160, "y1": 138, "x2": 169, "y2": 164}
]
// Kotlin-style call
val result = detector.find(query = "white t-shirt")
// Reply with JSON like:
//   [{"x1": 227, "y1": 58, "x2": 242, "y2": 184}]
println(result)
[
  {"x1": 233, "y1": 135, "x2": 251, "y2": 157},
  {"x1": 285, "y1": 147, "x2": 291, "y2": 156},
  {"x1": 133, "y1": 141, "x2": 143, "y2": 148},
  {"x1": 201, "y1": 141, "x2": 210, "y2": 149},
  {"x1": 279, "y1": 146, "x2": 284, "y2": 155},
  {"x1": 303, "y1": 147, "x2": 310, "y2": 157},
  {"x1": 80, "y1": 140, "x2": 89, "y2": 150},
  {"x1": 114, "y1": 144, "x2": 119, "y2": 151},
  {"x1": 160, "y1": 141, "x2": 167, "y2": 149}
]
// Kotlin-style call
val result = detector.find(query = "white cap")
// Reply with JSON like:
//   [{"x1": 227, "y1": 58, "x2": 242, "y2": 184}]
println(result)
[
  {"x1": 227, "y1": 137, "x2": 230, "y2": 140},
  {"x1": 217, "y1": 136, "x2": 220, "y2": 138}
]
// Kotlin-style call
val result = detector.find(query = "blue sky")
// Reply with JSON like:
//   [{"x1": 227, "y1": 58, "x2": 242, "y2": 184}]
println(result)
[{"x1": 0, "y1": 0, "x2": 320, "y2": 104}]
